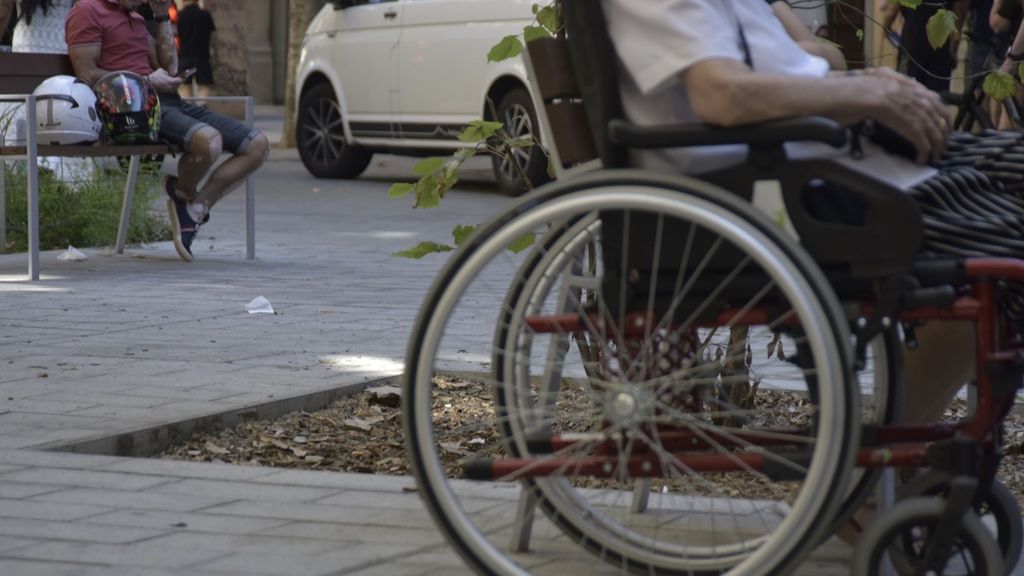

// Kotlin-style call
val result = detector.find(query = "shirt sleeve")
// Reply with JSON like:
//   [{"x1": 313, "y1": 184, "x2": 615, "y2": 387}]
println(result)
[
  {"x1": 65, "y1": 2, "x2": 102, "y2": 48},
  {"x1": 603, "y1": 0, "x2": 744, "y2": 95}
]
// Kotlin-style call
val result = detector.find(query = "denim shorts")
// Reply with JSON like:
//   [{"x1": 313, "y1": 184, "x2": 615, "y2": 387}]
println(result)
[{"x1": 157, "y1": 93, "x2": 259, "y2": 154}]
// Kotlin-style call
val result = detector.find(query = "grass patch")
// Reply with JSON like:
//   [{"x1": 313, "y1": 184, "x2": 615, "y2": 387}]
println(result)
[{"x1": 2, "y1": 158, "x2": 170, "y2": 253}]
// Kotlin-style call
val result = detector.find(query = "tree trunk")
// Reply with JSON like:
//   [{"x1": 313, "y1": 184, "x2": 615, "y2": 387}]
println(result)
[{"x1": 282, "y1": 0, "x2": 320, "y2": 148}]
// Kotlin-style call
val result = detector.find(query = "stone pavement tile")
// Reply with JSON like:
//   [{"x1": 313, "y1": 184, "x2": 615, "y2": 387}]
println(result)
[
  {"x1": 0, "y1": 497, "x2": 112, "y2": 521},
  {"x1": 0, "y1": 536, "x2": 44, "y2": 554},
  {"x1": 0, "y1": 516, "x2": 168, "y2": 543},
  {"x1": 75, "y1": 567, "x2": 250, "y2": 576},
  {"x1": 0, "y1": 558, "x2": 84, "y2": 576},
  {"x1": 29, "y1": 487, "x2": 237, "y2": 513},
  {"x1": 82, "y1": 509, "x2": 293, "y2": 534},
  {"x1": 0, "y1": 449, "x2": 125, "y2": 469},
  {"x1": 103, "y1": 458, "x2": 281, "y2": 481},
  {"x1": 310, "y1": 490, "x2": 432, "y2": 511},
  {"x1": 251, "y1": 470, "x2": 416, "y2": 492},
  {"x1": 139, "y1": 531, "x2": 355, "y2": 555},
  {"x1": 0, "y1": 481, "x2": 63, "y2": 500},
  {"x1": 198, "y1": 500, "x2": 437, "y2": 528},
  {"x1": 0, "y1": 468, "x2": 174, "y2": 490},
  {"x1": 0, "y1": 464, "x2": 24, "y2": 475},
  {"x1": 2, "y1": 397, "x2": 105, "y2": 414},
  {"x1": 256, "y1": 522, "x2": 446, "y2": 547},
  {"x1": 0, "y1": 411, "x2": 109, "y2": 431},
  {"x1": 153, "y1": 478, "x2": 338, "y2": 502},
  {"x1": 344, "y1": 562, "x2": 446, "y2": 576},
  {"x1": 195, "y1": 543, "x2": 416, "y2": 576},
  {"x1": 32, "y1": 391, "x2": 177, "y2": 409},
  {"x1": 6, "y1": 540, "x2": 228, "y2": 570}
]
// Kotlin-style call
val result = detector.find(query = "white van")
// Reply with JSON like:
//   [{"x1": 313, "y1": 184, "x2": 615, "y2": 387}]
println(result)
[{"x1": 294, "y1": 0, "x2": 548, "y2": 195}]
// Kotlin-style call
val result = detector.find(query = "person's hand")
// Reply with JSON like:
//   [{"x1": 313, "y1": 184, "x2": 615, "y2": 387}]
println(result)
[
  {"x1": 865, "y1": 72, "x2": 952, "y2": 165},
  {"x1": 148, "y1": 0, "x2": 172, "y2": 17},
  {"x1": 147, "y1": 68, "x2": 182, "y2": 93}
]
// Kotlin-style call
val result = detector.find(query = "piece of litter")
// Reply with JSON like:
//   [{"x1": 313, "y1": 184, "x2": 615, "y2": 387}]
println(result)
[
  {"x1": 57, "y1": 246, "x2": 87, "y2": 262},
  {"x1": 245, "y1": 296, "x2": 275, "y2": 315}
]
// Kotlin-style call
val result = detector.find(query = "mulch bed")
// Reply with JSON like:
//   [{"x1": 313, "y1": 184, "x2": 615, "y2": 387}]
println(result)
[{"x1": 160, "y1": 377, "x2": 1024, "y2": 505}]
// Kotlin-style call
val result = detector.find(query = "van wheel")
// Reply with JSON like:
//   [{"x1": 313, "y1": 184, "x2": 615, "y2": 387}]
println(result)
[
  {"x1": 491, "y1": 87, "x2": 550, "y2": 196},
  {"x1": 297, "y1": 83, "x2": 372, "y2": 179}
]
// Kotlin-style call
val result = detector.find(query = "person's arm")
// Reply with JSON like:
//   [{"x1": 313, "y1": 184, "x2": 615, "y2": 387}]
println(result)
[
  {"x1": 683, "y1": 58, "x2": 951, "y2": 164},
  {"x1": 991, "y1": 0, "x2": 1018, "y2": 33},
  {"x1": 69, "y1": 40, "x2": 181, "y2": 93},
  {"x1": 0, "y1": 0, "x2": 14, "y2": 43},
  {"x1": 68, "y1": 44, "x2": 112, "y2": 86},
  {"x1": 148, "y1": 0, "x2": 178, "y2": 74},
  {"x1": 881, "y1": 1, "x2": 902, "y2": 29},
  {"x1": 769, "y1": 1, "x2": 847, "y2": 71}
]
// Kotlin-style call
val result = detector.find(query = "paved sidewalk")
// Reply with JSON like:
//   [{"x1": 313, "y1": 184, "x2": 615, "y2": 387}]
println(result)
[{"x1": 0, "y1": 108, "x2": 1011, "y2": 575}]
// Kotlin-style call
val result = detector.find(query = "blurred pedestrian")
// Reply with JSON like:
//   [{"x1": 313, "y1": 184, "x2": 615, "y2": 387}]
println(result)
[
  {"x1": 0, "y1": 0, "x2": 73, "y2": 53},
  {"x1": 176, "y1": 0, "x2": 216, "y2": 99},
  {"x1": 884, "y1": 0, "x2": 968, "y2": 92}
]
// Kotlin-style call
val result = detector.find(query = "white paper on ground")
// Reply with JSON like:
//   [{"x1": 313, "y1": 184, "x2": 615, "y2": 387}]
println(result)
[
  {"x1": 57, "y1": 246, "x2": 87, "y2": 262},
  {"x1": 245, "y1": 296, "x2": 275, "y2": 315}
]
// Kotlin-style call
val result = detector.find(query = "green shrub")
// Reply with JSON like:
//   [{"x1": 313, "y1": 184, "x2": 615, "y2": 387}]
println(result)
[{"x1": 2, "y1": 158, "x2": 171, "y2": 253}]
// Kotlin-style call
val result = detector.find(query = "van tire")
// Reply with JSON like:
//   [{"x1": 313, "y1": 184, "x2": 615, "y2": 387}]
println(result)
[{"x1": 297, "y1": 83, "x2": 373, "y2": 179}]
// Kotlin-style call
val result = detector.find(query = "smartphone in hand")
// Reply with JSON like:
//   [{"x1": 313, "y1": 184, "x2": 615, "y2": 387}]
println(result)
[{"x1": 179, "y1": 68, "x2": 197, "y2": 80}]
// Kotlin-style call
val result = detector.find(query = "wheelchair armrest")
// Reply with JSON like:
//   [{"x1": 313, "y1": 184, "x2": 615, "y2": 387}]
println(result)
[{"x1": 607, "y1": 117, "x2": 848, "y2": 150}]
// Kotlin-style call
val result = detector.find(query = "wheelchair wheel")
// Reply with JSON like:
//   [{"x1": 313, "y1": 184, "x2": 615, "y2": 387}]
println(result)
[
  {"x1": 404, "y1": 171, "x2": 860, "y2": 575},
  {"x1": 852, "y1": 497, "x2": 1005, "y2": 576},
  {"x1": 821, "y1": 327, "x2": 903, "y2": 543},
  {"x1": 899, "y1": 473, "x2": 1023, "y2": 572}
]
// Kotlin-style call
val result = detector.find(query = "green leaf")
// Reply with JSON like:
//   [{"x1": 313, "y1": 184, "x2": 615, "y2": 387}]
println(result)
[
  {"x1": 508, "y1": 232, "x2": 536, "y2": 253},
  {"x1": 488, "y1": 35, "x2": 523, "y2": 63},
  {"x1": 458, "y1": 120, "x2": 504, "y2": 143},
  {"x1": 414, "y1": 174, "x2": 444, "y2": 209},
  {"x1": 393, "y1": 241, "x2": 454, "y2": 259},
  {"x1": 452, "y1": 224, "x2": 477, "y2": 246},
  {"x1": 983, "y1": 70, "x2": 1017, "y2": 101},
  {"x1": 535, "y1": 5, "x2": 558, "y2": 34},
  {"x1": 926, "y1": 9, "x2": 957, "y2": 50},
  {"x1": 387, "y1": 182, "x2": 415, "y2": 199},
  {"x1": 452, "y1": 148, "x2": 477, "y2": 162},
  {"x1": 523, "y1": 25, "x2": 550, "y2": 44},
  {"x1": 855, "y1": 29, "x2": 864, "y2": 42},
  {"x1": 413, "y1": 157, "x2": 446, "y2": 176},
  {"x1": 898, "y1": 0, "x2": 922, "y2": 8},
  {"x1": 818, "y1": 37, "x2": 842, "y2": 49}
]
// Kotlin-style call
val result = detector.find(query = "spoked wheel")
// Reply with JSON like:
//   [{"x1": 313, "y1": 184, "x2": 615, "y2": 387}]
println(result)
[
  {"x1": 853, "y1": 497, "x2": 1005, "y2": 576},
  {"x1": 900, "y1": 473, "x2": 1023, "y2": 572},
  {"x1": 404, "y1": 172, "x2": 860, "y2": 575},
  {"x1": 821, "y1": 327, "x2": 903, "y2": 544}
]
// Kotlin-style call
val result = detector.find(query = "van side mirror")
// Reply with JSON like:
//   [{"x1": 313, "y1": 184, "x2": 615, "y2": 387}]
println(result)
[{"x1": 332, "y1": 0, "x2": 357, "y2": 9}]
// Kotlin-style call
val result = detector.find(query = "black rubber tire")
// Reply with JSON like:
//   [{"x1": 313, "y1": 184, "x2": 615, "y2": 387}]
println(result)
[
  {"x1": 900, "y1": 473, "x2": 1023, "y2": 573},
  {"x1": 490, "y1": 87, "x2": 550, "y2": 196},
  {"x1": 296, "y1": 83, "x2": 372, "y2": 179},
  {"x1": 853, "y1": 497, "x2": 1005, "y2": 576}
]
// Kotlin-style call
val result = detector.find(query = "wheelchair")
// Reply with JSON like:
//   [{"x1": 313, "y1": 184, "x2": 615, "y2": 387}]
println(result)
[{"x1": 402, "y1": 3, "x2": 1024, "y2": 574}]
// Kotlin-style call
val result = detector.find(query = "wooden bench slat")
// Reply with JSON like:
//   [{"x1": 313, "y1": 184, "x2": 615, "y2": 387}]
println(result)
[{"x1": 546, "y1": 101, "x2": 597, "y2": 167}]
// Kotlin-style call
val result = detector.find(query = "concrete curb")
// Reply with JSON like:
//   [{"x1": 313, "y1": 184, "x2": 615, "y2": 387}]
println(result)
[{"x1": 50, "y1": 376, "x2": 397, "y2": 458}]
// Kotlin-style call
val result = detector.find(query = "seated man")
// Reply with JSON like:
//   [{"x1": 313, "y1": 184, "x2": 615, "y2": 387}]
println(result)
[
  {"x1": 602, "y1": 0, "x2": 1024, "y2": 528},
  {"x1": 65, "y1": 0, "x2": 270, "y2": 262}
]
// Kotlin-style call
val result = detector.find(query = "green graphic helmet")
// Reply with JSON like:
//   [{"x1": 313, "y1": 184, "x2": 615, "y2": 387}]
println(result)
[{"x1": 93, "y1": 71, "x2": 160, "y2": 145}]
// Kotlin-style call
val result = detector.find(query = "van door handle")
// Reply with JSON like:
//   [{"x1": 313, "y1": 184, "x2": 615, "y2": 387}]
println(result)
[{"x1": 384, "y1": 10, "x2": 398, "y2": 20}]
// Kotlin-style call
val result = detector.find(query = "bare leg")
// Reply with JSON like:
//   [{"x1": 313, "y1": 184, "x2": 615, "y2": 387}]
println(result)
[
  {"x1": 193, "y1": 132, "x2": 270, "y2": 212},
  {"x1": 900, "y1": 321, "x2": 975, "y2": 424},
  {"x1": 197, "y1": 84, "x2": 213, "y2": 100},
  {"x1": 175, "y1": 126, "x2": 222, "y2": 200},
  {"x1": 179, "y1": 80, "x2": 194, "y2": 99}
]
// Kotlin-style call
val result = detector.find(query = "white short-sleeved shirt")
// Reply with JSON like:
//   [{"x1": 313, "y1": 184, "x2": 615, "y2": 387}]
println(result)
[{"x1": 601, "y1": 0, "x2": 935, "y2": 188}]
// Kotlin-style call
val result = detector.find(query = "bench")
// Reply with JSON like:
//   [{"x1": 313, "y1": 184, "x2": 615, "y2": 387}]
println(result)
[{"x1": 0, "y1": 53, "x2": 256, "y2": 280}]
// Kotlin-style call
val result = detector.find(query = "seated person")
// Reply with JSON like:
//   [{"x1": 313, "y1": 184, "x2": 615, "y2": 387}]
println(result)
[
  {"x1": 601, "y1": 0, "x2": 1024, "y2": 512},
  {"x1": 65, "y1": 0, "x2": 270, "y2": 262}
]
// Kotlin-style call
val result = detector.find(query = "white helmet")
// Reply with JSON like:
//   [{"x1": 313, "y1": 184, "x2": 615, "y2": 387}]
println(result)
[{"x1": 32, "y1": 75, "x2": 101, "y2": 145}]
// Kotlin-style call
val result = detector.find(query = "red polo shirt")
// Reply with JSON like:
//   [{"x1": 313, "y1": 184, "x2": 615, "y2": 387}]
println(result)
[{"x1": 66, "y1": 0, "x2": 154, "y2": 77}]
